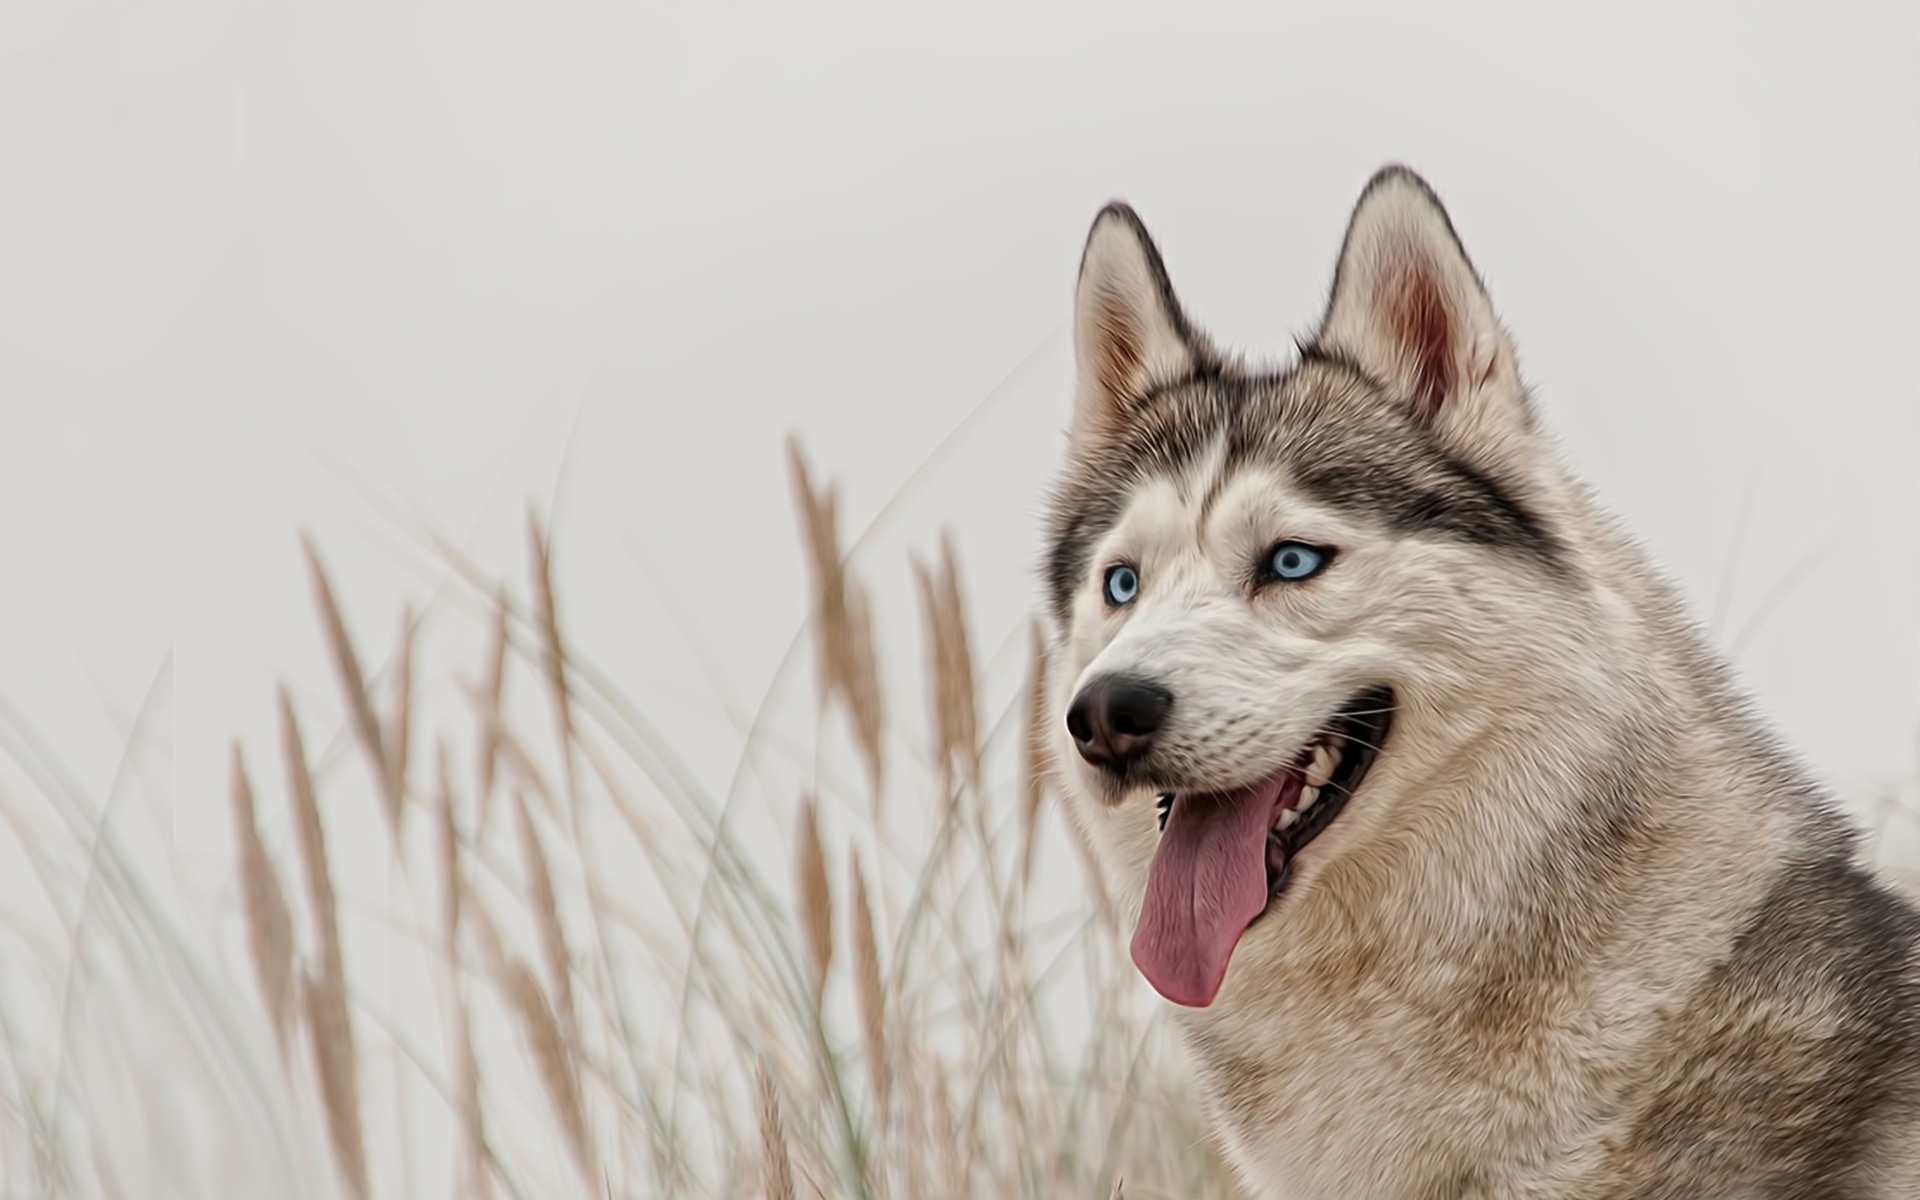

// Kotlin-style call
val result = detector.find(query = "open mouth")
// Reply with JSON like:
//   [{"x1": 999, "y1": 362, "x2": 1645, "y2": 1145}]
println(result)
[{"x1": 1129, "y1": 685, "x2": 1395, "y2": 1008}]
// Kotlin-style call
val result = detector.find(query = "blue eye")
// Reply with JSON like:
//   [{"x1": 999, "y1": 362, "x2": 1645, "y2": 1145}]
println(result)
[
  {"x1": 1266, "y1": 542, "x2": 1329, "y2": 582},
  {"x1": 1103, "y1": 564, "x2": 1140, "y2": 607}
]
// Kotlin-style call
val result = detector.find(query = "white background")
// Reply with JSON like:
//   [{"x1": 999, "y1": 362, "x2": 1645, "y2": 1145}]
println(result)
[
  {"x1": 0, "y1": 0, "x2": 1915, "y2": 1187},
  {"x1": 7, "y1": 0, "x2": 1914, "y2": 854}
]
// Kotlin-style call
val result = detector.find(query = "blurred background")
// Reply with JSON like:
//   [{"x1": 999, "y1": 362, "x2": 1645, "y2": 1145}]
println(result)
[{"x1": 0, "y1": 1, "x2": 1914, "y2": 1196}]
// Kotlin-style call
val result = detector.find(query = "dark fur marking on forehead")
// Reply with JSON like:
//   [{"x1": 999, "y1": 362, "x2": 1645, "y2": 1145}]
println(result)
[
  {"x1": 1290, "y1": 453, "x2": 1562, "y2": 572},
  {"x1": 1043, "y1": 366, "x2": 1563, "y2": 621},
  {"x1": 1226, "y1": 364, "x2": 1564, "y2": 572},
  {"x1": 1043, "y1": 485, "x2": 1131, "y2": 624},
  {"x1": 1042, "y1": 374, "x2": 1242, "y2": 623}
]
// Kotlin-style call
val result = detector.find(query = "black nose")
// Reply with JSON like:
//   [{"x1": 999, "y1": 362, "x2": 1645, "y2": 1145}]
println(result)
[{"x1": 1066, "y1": 675, "x2": 1173, "y2": 770}]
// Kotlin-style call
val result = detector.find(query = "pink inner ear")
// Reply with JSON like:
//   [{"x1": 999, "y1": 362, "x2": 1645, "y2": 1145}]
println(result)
[
  {"x1": 1387, "y1": 262, "x2": 1455, "y2": 424},
  {"x1": 1092, "y1": 285, "x2": 1146, "y2": 404}
]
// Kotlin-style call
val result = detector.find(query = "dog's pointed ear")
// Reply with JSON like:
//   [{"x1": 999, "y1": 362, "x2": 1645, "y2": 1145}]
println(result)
[
  {"x1": 1072, "y1": 203, "x2": 1200, "y2": 444},
  {"x1": 1317, "y1": 167, "x2": 1529, "y2": 444}
]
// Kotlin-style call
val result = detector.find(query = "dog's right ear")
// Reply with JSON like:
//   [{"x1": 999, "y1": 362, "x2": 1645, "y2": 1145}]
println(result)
[
  {"x1": 1072, "y1": 204, "x2": 1200, "y2": 444},
  {"x1": 1316, "y1": 167, "x2": 1530, "y2": 450}
]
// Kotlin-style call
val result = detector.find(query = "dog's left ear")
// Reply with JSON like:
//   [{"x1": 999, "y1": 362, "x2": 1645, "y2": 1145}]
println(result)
[{"x1": 1317, "y1": 167, "x2": 1532, "y2": 450}]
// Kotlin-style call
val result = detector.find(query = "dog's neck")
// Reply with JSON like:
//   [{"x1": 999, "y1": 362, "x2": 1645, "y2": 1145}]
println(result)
[
  {"x1": 1172, "y1": 655, "x2": 1791, "y2": 1197},
  {"x1": 1275, "y1": 589, "x2": 1782, "y2": 988}
]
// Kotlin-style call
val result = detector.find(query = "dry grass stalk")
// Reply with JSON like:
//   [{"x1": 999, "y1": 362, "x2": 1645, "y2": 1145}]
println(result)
[
  {"x1": 453, "y1": 997, "x2": 488, "y2": 1200},
  {"x1": 184, "y1": 457, "x2": 1253, "y2": 1200},
  {"x1": 913, "y1": 537, "x2": 981, "y2": 796},
  {"x1": 513, "y1": 791, "x2": 576, "y2": 1039},
  {"x1": 279, "y1": 691, "x2": 368, "y2": 1197},
  {"x1": 384, "y1": 604, "x2": 415, "y2": 827},
  {"x1": 1019, "y1": 620, "x2": 1052, "y2": 891},
  {"x1": 489, "y1": 712, "x2": 563, "y2": 821},
  {"x1": 300, "y1": 534, "x2": 403, "y2": 835},
  {"x1": 930, "y1": 1071, "x2": 966, "y2": 1196},
  {"x1": 1008, "y1": 613, "x2": 1120, "y2": 930},
  {"x1": 436, "y1": 743, "x2": 489, "y2": 1198},
  {"x1": 911, "y1": 561, "x2": 950, "y2": 792},
  {"x1": 301, "y1": 968, "x2": 369, "y2": 1199},
  {"x1": 526, "y1": 513, "x2": 578, "y2": 800},
  {"x1": 502, "y1": 958, "x2": 596, "y2": 1187},
  {"x1": 280, "y1": 691, "x2": 344, "y2": 977},
  {"x1": 794, "y1": 795, "x2": 834, "y2": 1005},
  {"x1": 790, "y1": 439, "x2": 887, "y2": 817},
  {"x1": 756, "y1": 1064, "x2": 797, "y2": 1200},
  {"x1": 894, "y1": 1035, "x2": 928, "y2": 1189},
  {"x1": 466, "y1": 892, "x2": 510, "y2": 982},
  {"x1": 476, "y1": 587, "x2": 511, "y2": 835},
  {"x1": 847, "y1": 851, "x2": 889, "y2": 1115},
  {"x1": 435, "y1": 743, "x2": 462, "y2": 958},
  {"x1": 995, "y1": 964, "x2": 1032, "y2": 1187},
  {"x1": 787, "y1": 438, "x2": 850, "y2": 711},
  {"x1": 935, "y1": 533, "x2": 980, "y2": 791},
  {"x1": 230, "y1": 745, "x2": 294, "y2": 1058},
  {"x1": 842, "y1": 576, "x2": 886, "y2": 814},
  {"x1": 1065, "y1": 801, "x2": 1119, "y2": 935}
]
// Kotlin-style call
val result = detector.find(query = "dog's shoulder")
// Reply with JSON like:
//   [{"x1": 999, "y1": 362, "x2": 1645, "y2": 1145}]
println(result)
[{"x1": 1600, "y1": 845, "x2": 1920, "y2": 1197}]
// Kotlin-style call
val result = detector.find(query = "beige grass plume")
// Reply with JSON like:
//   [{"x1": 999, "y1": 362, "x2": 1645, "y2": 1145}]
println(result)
[
  {"x1": 300, "y1": 534, "x2": 403, "y2": 838},
  {"x1": 842, "y1": 574, "x2": 886, "y2": 811},
  {"x1": 756, "y1": 1064, "x2": 797, "y2": 1200},
  {"x1": 526, "y1": 512, "x2": 579, "y2": 808},
  {"x1": 279, "y1": 690, "x2": 369, "y2": 1198},
  {"x1": 788, "y1": 437, "x2": 886, "y2": 812},
  {"x1": 230, "y1": 744, "x2": 294, "y2": 1059},
  {"x1": 501, "y1": 957, "x2": 596, "y2": 1187},
  {"x1": 434, "y1": 742, "x2": 489, "y2": 1198},
  {"x1": 787, "y1": 437, "x2": 849, "y2": 710},
  {"x1": 848, "y1": 850, "x2": 889, "y2": 1114},
  {"x1": 794, "y1": 794, "x2": 834, "y2": 1006},
  {"x1": 476, "y1": 587, "x2": 511, "y2": 836},
  {"x1": 513, "y1": 789, "x2": 577, "y2": 1038},
  {"x1": 914, "y1": 532, "x2": 980, "y2": 796},
  {"x1": 434, "y1": 743, "x2": 463, "y2": 961},
  {"x1": 384, "y1": 603, "x2": 415, "y2": 827}
]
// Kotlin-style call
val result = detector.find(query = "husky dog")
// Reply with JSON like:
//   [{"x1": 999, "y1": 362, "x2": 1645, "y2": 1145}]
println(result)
[{"x1": 1042, "y1": 167, "x2": 1920, "y2": 1198}]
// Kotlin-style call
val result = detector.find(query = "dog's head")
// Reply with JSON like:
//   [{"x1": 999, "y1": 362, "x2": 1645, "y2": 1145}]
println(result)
[{"x1": 1045, "y1": 168, "x2": 1636, "y2": 1009}]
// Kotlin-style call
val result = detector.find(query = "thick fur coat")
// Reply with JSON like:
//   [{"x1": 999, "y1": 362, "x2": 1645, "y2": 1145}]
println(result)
[{"x1": 1042, "y1": 167, "x2": 1920, "y2": 1199}]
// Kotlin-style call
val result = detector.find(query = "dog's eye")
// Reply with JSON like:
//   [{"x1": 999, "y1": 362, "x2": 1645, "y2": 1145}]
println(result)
[
  {"x1": 1103, "y1": 564, "x2": 1140, "y2": 607},
  {"x1": 1263, "y1": 542, "x2": 1330, "y2": 583}
]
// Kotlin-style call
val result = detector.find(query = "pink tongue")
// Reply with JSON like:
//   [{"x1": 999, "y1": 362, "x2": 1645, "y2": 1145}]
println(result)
[{"x1": 1129, "y1": 777, "x2": 1290, "y2": 1007}]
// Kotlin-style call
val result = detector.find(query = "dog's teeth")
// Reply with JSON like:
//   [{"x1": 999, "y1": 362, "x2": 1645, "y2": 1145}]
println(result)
[
  {"x1": 1276, "y1": 808, "x2": 1298, "y2": 830},
  {"x1": 1297, "y1": 784, "x2": 1320, "y2": 812},
  {"x1": 1305, "y1": 742, "x2": 1338, "y2": 790}
]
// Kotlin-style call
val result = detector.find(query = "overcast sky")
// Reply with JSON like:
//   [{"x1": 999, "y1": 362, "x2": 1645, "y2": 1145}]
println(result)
[{"x1": 0, "y1": 0, "x2": 1915, "y2": 1087}]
